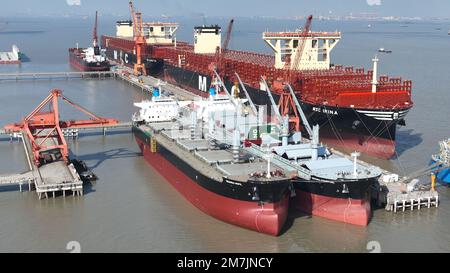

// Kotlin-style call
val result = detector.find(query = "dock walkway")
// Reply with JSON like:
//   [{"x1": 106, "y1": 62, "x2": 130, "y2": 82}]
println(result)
[{"x1": 0, "y1": 71, "x2": 113, "y2": 81}]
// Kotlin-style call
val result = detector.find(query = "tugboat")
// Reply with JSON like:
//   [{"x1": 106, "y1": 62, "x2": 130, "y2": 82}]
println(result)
[{"x1": 69, "y1": 11, "x2": 110, "y2": 71}]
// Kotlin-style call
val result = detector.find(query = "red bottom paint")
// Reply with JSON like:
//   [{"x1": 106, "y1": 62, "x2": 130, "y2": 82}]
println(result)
[
  {"x1": 136, "y1": 137, "x2": 288, "y2": 236},
  {"x1": 292, "y1": 189, "x2": 371, "y2": 226},
  {"x1": 320, "y1": 131, "x2": 395, "y2": 159},
  {"x1": 69, "y1": 58, "x2": 109, "y2": 72},
  {"x1": 0, "y1": 61, "x2": 21, "y2": 64}
]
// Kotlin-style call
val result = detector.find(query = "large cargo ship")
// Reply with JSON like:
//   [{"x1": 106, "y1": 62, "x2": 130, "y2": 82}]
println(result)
[
  {"x1": 69, "y1": 11, "x2": 110, "y2": 72},
  {"x1": 132, "y1": 91, "x2": 293, "y2": 235},
  {"x1": 102, "y1": 15, "x2": 413, "y2": 159}
]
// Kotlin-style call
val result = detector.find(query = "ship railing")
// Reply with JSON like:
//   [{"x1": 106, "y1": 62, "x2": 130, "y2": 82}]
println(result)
[{"x1": 245, "y1": 143, "x2": 312, "y2": 180}]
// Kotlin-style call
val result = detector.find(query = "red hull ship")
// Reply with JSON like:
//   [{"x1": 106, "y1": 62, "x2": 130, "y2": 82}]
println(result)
[
  {"x1": 134, "y1": 132, "x2": 289, "y2": 235},
  {"x1": 69, "y1": 11, "x2": 110, "y2": 72}
]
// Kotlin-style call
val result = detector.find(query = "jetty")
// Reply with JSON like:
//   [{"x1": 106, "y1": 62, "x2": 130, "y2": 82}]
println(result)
[{"x1": 0, "y1": 89, "x2": 127, "y2": 199}]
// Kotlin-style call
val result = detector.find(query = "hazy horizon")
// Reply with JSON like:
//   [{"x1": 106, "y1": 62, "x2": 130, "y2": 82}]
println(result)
[{"x1": 0, "y1": 0, "x2": 449, "y2": 20}]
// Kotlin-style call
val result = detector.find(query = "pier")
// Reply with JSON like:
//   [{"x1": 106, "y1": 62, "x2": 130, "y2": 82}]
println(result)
[
  {"x1": 0, "y1": 71, "x2": 114, "y2": 81},
  {"x1": 0, "y1": 89, "x2": 125, "y2": 199},
  {"x1": 114, "y1": 68, "x2": 202, "y2": 100},
  {"x1": 62, "y1": 122, "x2": 132, "y2": 137},
  {"x1": 0, "y1": 132, "x2": 83, "y2": 199}
]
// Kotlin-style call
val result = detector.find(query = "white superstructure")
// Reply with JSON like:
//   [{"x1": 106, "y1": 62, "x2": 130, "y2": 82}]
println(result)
[
  {"x1": 263, "y1": 30, "x2": 340, "y2": 70},
  {"x1": 116, "y1": 20, "x2": 178, "y2": 45},
  {"x1": 194, "y1": 25, "x2": 221, "y2": 54},
  {"x1": 83, "y1": 46, "x2": 107, "y2": 63}
]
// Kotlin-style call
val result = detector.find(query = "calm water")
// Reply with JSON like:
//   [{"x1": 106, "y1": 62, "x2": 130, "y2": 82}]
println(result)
[{"x1": 1, "y1": 16, "x2": 450, "y2": 252}]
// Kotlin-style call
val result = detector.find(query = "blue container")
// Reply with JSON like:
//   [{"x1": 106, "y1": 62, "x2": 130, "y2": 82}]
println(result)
[
  {"x1": 430, "y1": 159, "x2": 450, "y2": 185},
  {"x1": 209, "y1": 87, "x2": 216, "y2": 97},
  {"x1": 153, "y1": 87, "x2": 160, "y2": 97}
]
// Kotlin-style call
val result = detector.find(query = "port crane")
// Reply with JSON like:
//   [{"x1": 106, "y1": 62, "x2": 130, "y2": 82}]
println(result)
[
  {"x1": 4, "y1": 89, "x2": 118, "y2": 166},
  {"x1": 129, "y1": 0, "x2": 146, "y2": 76}
]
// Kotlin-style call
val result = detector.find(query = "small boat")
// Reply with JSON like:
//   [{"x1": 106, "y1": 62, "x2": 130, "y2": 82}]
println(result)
[{"x1": 378, "y1": 48, "x2": 392, "y2": 53}]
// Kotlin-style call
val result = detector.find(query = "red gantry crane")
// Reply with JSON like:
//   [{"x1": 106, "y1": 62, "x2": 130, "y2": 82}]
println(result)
[
  {"x1": 4, "y1": 89, "x2": 118, "y2": 166},
  {"x1": 129, "y1": 0, "x2": 146, "y2": 76}
]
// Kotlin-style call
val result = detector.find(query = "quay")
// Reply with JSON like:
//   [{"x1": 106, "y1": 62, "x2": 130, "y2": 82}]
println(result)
[{"x1": 114, "y1": 68, "x2": 202, "y2": 101}]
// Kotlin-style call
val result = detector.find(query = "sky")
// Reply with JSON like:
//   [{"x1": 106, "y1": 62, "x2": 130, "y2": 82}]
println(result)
[{"x1": 0, "y1": 0, "x2": 448, "y2": 19}]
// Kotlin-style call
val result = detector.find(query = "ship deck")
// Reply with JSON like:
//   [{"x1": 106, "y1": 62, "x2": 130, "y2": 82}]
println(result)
[{"x1": 140, "y1": 122, "x2": 288, "y2": 183}]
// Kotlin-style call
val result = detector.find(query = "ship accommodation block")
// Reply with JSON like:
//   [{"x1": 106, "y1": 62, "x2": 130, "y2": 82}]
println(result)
[
  {"x1": 116, "y1": 20, "x2": 134, "y2": 38},
  {"x1": 194, "y1": 25, "x2": 222, "y2": 54},
  {"x1": 263, "y1": 31, "x2": 341, "y2": 70}
]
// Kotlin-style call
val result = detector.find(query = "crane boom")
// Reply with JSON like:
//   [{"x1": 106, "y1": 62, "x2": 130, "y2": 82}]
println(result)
[
  {"x1": 288, "y1": 15, "x2": 313, "y2": 82},
  {"x1": 92, "y1": 11, "x2": 98, "y2": 47},
  {"x1": 222, "y1": 19, "x2": 234, "y2": 54},
  {"x1": 216, "y1": 18, "x2": 234, "y2": 77}
]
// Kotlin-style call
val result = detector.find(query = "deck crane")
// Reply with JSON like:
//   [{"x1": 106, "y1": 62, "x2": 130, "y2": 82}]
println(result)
[
  {"x1": 129, "y1": 0, "x2": 146, "y2": 76},
  {"x1": 276, "y1": 15, "x2": 313, "y2": 134},
  {"x1": 92, "y1": 11, "x2": 98, "y2": 48},
  {"x1": 211, "y1": 18, "x2": 234, "y2": 92},
  {"x1": 4, "y1": 89, "x2": 118, "y2": 166},
  {"x1": 286, "y1": 15, "x2": 313, "y2": 83}
]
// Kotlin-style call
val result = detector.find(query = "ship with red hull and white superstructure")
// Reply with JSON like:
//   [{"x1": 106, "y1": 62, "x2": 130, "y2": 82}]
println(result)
[
  {"x1": 69, "y1": 11, "x2": 110, "y2": 72},
  {"x1": 102, "y1": 16, "x2": 413, "y2": 160}
]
